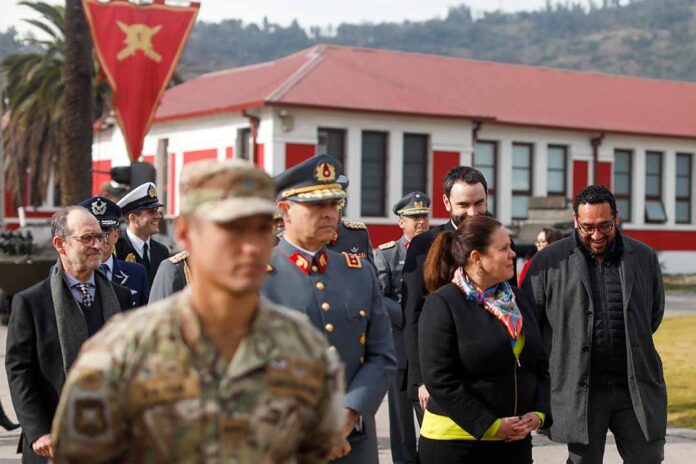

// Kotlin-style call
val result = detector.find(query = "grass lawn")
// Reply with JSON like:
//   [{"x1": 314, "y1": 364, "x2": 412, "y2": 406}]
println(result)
[{"x1": 654, "y1": 316, "x2": 696, "y2": 429}]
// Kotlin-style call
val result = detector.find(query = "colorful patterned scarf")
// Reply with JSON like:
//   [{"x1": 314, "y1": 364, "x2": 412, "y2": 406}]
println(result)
[{"x1": 452, "y1": 267, "x2": 523, "y2": 339}]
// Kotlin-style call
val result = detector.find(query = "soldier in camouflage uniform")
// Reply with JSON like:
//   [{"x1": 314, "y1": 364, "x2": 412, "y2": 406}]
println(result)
[
  {"x1": 52, "y1": 159, "x2": 345, "y2": 463},
  {"x1": 262, "y1": 155, "x2": 396, "y2": 464},
  {"x1": 373, "y1": 192, "x2": 431, "y2": 464}
]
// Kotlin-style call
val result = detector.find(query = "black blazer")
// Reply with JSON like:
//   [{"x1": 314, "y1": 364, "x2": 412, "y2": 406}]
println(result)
[
  {"x1": 418, "y1": 284, "x2": 551, "y2": 440},
  {"x1": 401, "y1": 221, "x2": 454, "y2": 399},
  {"x1": 115, "y1": 233, "x2": 169, "y2": 285},
  {"x1": 5, "y1": 278, "x2": 131, "y2": 463}
]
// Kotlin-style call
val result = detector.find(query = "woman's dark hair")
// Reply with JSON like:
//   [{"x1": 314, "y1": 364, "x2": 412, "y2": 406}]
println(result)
[
  {"x1": 424, "y1": 215, "x2": 502, "y2": 293},
  {"x1": 541, "y1": 227, "x2": 563, "y2": 244}
]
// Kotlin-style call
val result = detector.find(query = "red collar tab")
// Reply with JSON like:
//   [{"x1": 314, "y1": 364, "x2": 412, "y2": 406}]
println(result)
[
  {"x1": 288, "y1": 253, "x2": 310, "y2": 274},
  {"x1": 404, "y1": 241, "x2": 410, "y2": 249},
  {"x1": 329, "y1": 229, "x2": 339, "y2": 246},
  {"x1": 316, "y1": 251, "x2": 328, "y2": 273}
]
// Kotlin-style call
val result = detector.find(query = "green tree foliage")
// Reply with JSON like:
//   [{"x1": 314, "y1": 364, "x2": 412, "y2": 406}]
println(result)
[
  {"x1": 174, "y1": 0, "x2": 696, "y2": 82},
  {"x1": 1, "y1": 2, "x2": 109, "y2": 207}
]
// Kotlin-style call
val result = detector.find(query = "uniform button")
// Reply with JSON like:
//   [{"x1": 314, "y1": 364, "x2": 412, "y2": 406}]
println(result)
[
  {"x1": 358, "y1": 333, "x2": 366, "y2": 346},
  {"x1": 359, "y1": 309, "x2": 366, "y2": 317},
  {"x1": 311, "y1": 265, "x2": 318, "y2": 272},
  {"x1": 325, "y1": 323, "x2": 334, "y2": 333},
  {"x1": 328, "y1": 346, "x2": 337, "y2": 353},
  {"x1": 321, "y1": 302, "x2": 331, "y2": 312},
  {"x1": 316, "y1": 282, "x2": 325, "y2": 290},
  {"x1": 360, "y1": 356, "x2": 365, "y2": 364}
]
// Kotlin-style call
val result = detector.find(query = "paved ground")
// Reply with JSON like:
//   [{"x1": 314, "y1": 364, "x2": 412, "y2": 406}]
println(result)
[{"x1": 0, "y1": 292, "x2": 693, "y2": 463}]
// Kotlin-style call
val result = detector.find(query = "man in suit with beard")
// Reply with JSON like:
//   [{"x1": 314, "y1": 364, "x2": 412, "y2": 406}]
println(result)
[
  {"x1": 6, "y1": 206, "x2": 132, "y2": 463},
  {"x1": 401, "y1": 166, "x2": 518, "y2": 423}
]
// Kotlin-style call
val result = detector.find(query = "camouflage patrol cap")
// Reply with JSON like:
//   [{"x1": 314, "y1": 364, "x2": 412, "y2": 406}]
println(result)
[{"x1": 179, "y1": 159, "x2": 276, "y2": 222}]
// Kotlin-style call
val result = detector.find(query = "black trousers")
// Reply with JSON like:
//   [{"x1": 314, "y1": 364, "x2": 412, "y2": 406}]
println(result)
[
  {"x1": 388, "y1": 369, "x2": 418, "y2": 463},
  {"x1": 567, "y1": 383, "x2": 665, "y2": 464},
  {"x1": 419, "y1": 436, "x2": 532, "y2": 464}
]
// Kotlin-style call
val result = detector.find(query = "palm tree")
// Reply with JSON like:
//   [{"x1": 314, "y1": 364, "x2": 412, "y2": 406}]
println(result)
[{"x1": 2, "y1": 1, "x2": 109, "y2": 207}]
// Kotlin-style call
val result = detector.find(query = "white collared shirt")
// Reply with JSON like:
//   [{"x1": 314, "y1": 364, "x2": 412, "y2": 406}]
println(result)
[
  {"x1": 284, "y1": 237, "x2": 318, "y2": 257},
  {"x1": 101, "y1": 255, "x2": 114, "y2": 280},
  {"x1": 126, "y1": 229, "x2": 151, "y2": 260},
  {"x1": 63, "y1": 272, "x2": 96, "y2": 305}
]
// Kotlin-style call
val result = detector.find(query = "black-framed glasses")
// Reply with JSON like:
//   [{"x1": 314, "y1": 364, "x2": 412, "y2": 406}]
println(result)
[
  {"x1": 67, "y1": 233, "x2": 109, "y2": 246},
  {"x1": 577, "y1": 221, "x2": 615, "y2": 235}
]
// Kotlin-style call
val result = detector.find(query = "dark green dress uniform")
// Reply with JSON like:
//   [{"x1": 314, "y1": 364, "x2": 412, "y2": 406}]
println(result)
[
  {"x1": 149, "y1": 251, "x2": 191, "y2": 303},
  {"x1": 327, "y1": 219, "x2": 375, "y2": 267},
  {"x1": 263, "y1": 154, "x2": 396, "y2": 464}
]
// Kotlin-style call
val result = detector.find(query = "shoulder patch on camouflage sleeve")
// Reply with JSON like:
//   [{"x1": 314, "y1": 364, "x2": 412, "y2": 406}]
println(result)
[
  {"x1": 168, "y1": 251, "x2": 190, "y2": 264},
  {"x1": 378, "y1": 240, "x2": 397, "y2": 250},
  {"x1": 342, "y1": 219, "x2": 367, "y2": 230},
  {"x1": 342, "y1": 252, "x2": 363, "y2": 269}
]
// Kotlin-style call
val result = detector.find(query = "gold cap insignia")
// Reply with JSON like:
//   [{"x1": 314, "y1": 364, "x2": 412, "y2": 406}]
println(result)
[
  {"x1": 413, "y1": 201, "x2": 424, "y2": 209},
  {"x1": 147, "y1": 185, "x2": 157, "y2": 198},
  {"x1": 314, "y1": 162, "x2": 336, "y2": 183}
]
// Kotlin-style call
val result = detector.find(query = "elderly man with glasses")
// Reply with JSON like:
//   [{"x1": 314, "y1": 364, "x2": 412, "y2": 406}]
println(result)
[
  {"x1": 6, "y1": 206, "x2": 133, "y2": 463},
  {"x1": 522, "y1": 185, "x2": 666, "y2": 464}
]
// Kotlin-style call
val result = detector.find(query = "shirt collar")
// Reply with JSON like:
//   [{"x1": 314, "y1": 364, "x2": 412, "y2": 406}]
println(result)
[
  {"x1": 281, "y1": 236, "x2": 318, "y2": 257},
  {"x1": 63, "y1": 271, "x2": 95, "y2": 288},
  {"x1": 126, "y1": 229, "x2": 150, "y2": 256},
  {"x1": 103, "y1": 255, "x2": 114, "y2": 272}
]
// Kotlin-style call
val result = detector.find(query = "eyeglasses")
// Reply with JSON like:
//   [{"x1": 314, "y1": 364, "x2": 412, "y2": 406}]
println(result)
[
  {"x1": 66, "y1": 233, "x2": 109, "y2": 246},
  {"x1": 577, "y1": 221, "x2": 615, "y2": 235}
]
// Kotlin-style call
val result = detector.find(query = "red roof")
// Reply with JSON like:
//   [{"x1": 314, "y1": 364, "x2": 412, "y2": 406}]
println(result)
[{"x1": 156, "y1": 45, "x2": 696, "y2": 139}]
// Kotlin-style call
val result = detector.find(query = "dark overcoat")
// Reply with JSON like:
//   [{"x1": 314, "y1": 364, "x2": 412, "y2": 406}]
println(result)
[{"x1": 521, "y1": 233, "x2": 666, "y2": 445}]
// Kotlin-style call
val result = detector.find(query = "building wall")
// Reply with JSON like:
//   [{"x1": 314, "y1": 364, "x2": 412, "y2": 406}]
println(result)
[{"x1": 8, "y1": 106, "x2": 694, "y2": 270}]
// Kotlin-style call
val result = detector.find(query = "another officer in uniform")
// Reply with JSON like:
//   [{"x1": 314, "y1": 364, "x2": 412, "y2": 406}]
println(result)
[
  {"x1": 374, "y1": 191, "x2": 431, "y2": 464},
  {"x1": 115, "y1": 182, "x2": 169, "y2": 285},
  {"x1": 52, "y1": 159, "x2": 345, "y2": 463},
  {"x1": 79, "y1": 196, "x2": 150, "y2": 307},
  {"x1": 262, "y1": 155, "x2": 396, "y2": 464},
  {"x1": 149, "y1": 251, "x2": 190, "y2": 302},
  {"x1": 326, "y1": 176, "x2": 375, "y2": 266}
]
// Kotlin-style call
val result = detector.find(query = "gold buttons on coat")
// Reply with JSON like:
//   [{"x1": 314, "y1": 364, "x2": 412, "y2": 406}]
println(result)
[
  {"x1": 325, "y1": 323, "x2": 334, "y2": 333},
  {"x1": 358, "y1": 333, "x2": 366, "y2": 346},
  {"x1": 316, "y1": 282, "x2": 325, "y2": 290},
  {"x1": 328, "y1": 346, "x2": 337, "y2": 353},
  {"x1": 321, "y1": 302, "x2": 331, "y2": 312},
  {"x1": 359, "y1": 309, "x2": 366, "y2": 317},
  {"x1": 360, "y1": 356, "x2": 365, "y2": 364},
  {"x1": 311, "y1": 265, "x2": 318, "y2": 273}
]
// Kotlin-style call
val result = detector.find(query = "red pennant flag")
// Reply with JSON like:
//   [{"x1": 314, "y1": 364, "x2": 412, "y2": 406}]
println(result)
[{"x1": 83, "y1": 0, "x2": 199, "y2": 161}]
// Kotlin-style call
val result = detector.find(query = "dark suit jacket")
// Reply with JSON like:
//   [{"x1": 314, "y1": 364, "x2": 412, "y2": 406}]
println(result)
[
  {"x1": 419, "y1": 284, "x2": 551, "y2": 439},
  {"x1": 115, "y1": 233, "x2": 169, "y2": 285},
  {"x1": 111, "y1": 258, "x2": 150, "y2": 307},
  {"x1": 5, "y1": 278, "x2": 131, "y2": 463},
  {"x1": 401, "y1": 220, "x2": 518, "y2": 399}
]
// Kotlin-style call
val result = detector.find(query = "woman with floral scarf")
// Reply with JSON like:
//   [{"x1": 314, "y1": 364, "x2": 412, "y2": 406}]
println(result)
[{"x1": 417, "y1": 215, "x2": 551, "y2": 464}]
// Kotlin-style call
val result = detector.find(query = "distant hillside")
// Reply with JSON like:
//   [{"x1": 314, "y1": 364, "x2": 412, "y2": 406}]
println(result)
[
  {"x1": 177, "y1": 0, "x2": 696, "y2": 81},
  {"x1": 3, "y1": 0, "x2": 696, "y2": 84}
]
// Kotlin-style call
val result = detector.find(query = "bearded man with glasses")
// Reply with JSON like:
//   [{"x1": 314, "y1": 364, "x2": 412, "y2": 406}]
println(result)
[
  {"x1": 6, "y1": 206, "x2": 133, "y2": 463},
  {"x1": 522, "y1": 185, "x2": 666, "y2": 464}
]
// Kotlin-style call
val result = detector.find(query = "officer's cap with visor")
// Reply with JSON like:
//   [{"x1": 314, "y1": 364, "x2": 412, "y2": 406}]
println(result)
[
  {"x1": 79, "y1": 196, "x2": 122, "y2": 229},
  {"x1": 179, "y1": 159, "x2": 276, "y2": 222},
  {"x1": 117, "y1": 182, "x2": 164, "y2": 215},
  {"x1": 393, "y1": 191, "x2": 431, "y2": 217},
  {"x1": 274, "y1": 154, "x2": 347, "y2": 203}
]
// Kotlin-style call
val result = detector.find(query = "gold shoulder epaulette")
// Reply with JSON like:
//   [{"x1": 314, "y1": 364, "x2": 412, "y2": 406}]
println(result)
[
  {"x1": 378, "y1": 241, "x2": 397, "y2": 250},
  {"x1": 342, "y1": 252, "x2": 363, "y2": 269},
  {"x1": 168, "y1": 251, "x2": 190, "y2": 264},
  {"x1": 343, "y1": 219, "x2": 367, "y2": 230}
]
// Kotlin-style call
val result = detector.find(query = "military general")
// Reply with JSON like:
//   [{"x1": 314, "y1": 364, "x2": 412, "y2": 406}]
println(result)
[
  {"x1": 262, "y1": 154, "x2": 396, "y2": 464},
  {"x1": 52, "y1": 159, "x2": 345, "y2": 463},
  {"x1": 374, "y1": 191, "x2": 431, "y2": 464}
]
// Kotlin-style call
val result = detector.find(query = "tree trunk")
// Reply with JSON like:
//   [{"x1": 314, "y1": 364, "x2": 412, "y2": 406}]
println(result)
[{"x1": 60, "y1": 0, "x2": 93, "y2": 205}]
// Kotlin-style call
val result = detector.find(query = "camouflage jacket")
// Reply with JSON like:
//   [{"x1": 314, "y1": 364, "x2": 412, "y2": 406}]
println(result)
[{"x1": 52, "y1": 291, "x2": 345, "y2": 463}]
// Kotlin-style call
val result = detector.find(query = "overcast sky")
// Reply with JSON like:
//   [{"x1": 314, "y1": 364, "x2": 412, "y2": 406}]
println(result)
[{"x1": 2, "y1": 0, "x2": 557, "y2": 35}]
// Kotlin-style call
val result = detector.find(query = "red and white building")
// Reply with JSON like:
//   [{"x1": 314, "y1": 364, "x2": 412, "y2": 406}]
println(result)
[{"x1": 6, "y1": 45, "x2": 696, "y2": 271}]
